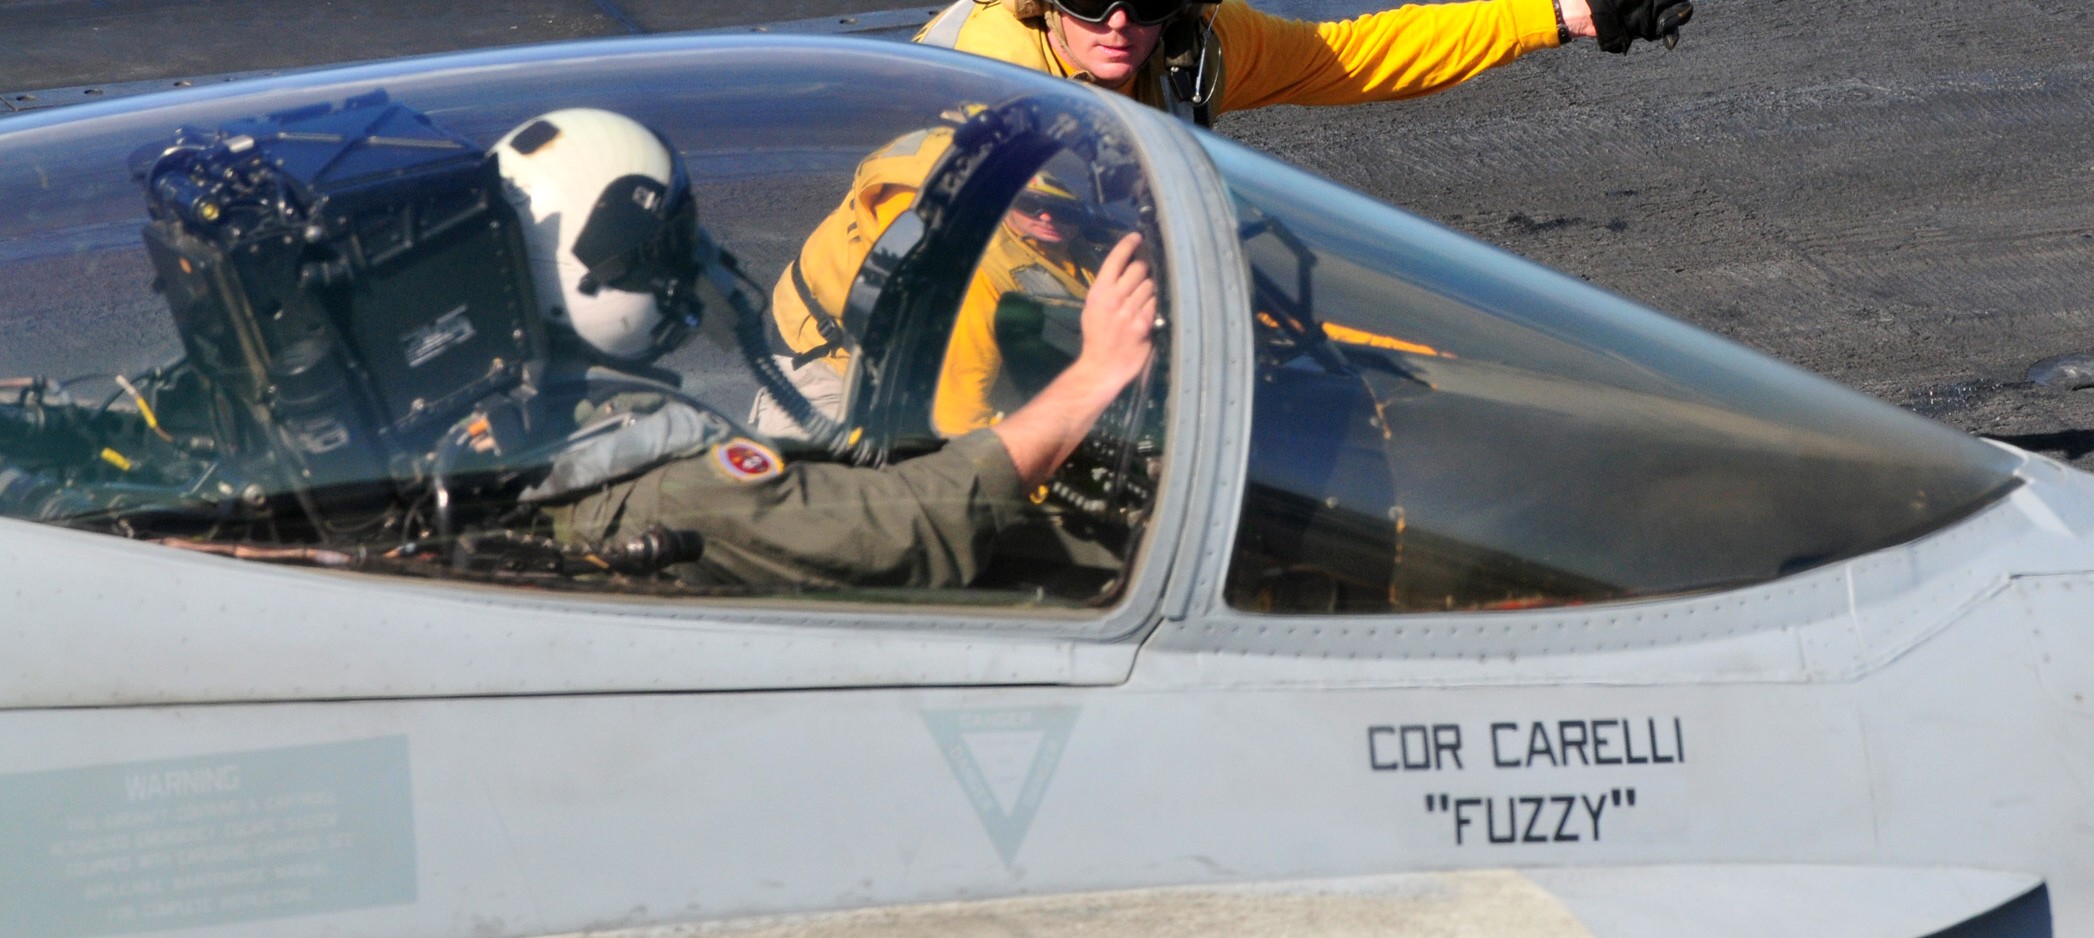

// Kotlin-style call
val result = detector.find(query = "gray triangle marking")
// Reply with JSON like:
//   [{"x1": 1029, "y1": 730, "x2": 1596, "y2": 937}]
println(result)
[{"x1": 923, "y1": 706, "x2": 1080, "y2": 867}]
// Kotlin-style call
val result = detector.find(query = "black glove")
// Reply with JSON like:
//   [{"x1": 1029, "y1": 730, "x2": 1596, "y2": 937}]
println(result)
[{"x1": 1589, "y1": 0, "x2": 1693, "y2": 53}]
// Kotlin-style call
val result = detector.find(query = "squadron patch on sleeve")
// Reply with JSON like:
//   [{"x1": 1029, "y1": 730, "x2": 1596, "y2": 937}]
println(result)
[{"x1": 711, "y1": 437, "x2": 784, "y2": 483}]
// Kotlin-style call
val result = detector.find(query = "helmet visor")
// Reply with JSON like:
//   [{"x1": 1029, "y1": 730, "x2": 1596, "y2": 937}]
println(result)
[
  {"x1": 570, "y1": 173, "x2": 697, "y2": 296},
  {"x1": 568, "y1": 171, "x2": 707, "y2": 359},
  {"x1": 1049, "y1": 0, "x2": 1190, "y2": 27}
]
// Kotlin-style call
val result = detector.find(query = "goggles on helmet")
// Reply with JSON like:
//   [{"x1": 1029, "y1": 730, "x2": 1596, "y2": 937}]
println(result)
[{"x1": 1048, "y1": 0, "x2": 1191, "y2": 27}]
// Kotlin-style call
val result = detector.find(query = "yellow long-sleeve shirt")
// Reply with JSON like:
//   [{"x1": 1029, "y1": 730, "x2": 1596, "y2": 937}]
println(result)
[{"x1": 926, "y1": 0, "x2": 1562, "y2": 115}]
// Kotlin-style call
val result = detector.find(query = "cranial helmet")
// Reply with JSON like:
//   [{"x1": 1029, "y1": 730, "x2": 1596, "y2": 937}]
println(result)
[{"x1": 494, "y1": 108, "x2": 700, "y2": 361}]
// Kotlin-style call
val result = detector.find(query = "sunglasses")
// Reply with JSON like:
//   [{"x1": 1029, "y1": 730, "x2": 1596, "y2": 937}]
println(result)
[
  {"x1": 1011, "y1": 190, "x2": 1084, "y2": 221},
  {"x1": 1049, "y1": 0, "x2": 1190, "y2": 27}
]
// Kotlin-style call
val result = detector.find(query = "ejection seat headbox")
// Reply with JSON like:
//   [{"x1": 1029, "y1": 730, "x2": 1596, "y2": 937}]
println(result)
[{"x1": 129, "y1": 90, "x2": 542, "y2": 494}]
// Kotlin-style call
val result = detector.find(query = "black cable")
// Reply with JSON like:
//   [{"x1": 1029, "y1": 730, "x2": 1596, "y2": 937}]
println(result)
[{"x1": 718, "y1": 255, "x2": 850, "y2": 457}]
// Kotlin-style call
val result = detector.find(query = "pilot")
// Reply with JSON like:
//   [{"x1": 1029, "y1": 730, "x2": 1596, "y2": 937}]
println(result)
[
  {"x1": 493, "y1": 109, "x2": 1158, "y2": 589},
  {"x1": 915, "y1": 0, "x2": 1697, "y2": 127}
]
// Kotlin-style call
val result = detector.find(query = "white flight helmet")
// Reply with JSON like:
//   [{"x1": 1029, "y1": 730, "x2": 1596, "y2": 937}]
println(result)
[{"x1": 494, "y1": 108, "x2": 699, "y2": 361}]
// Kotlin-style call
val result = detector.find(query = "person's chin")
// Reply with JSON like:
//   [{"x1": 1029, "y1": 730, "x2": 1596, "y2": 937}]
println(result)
[{"x1": 1088, "y1": 63, "x2": 1138, "y2": 86}]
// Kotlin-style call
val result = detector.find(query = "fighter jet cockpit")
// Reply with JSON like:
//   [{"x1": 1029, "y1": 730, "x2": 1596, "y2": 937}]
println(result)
[
  {"x1": 0, "y1": 45, "x2": 1168, "y2": 610},
  {"x1": 0, "y1": 36, "x2": 2029, "y2": 623}
]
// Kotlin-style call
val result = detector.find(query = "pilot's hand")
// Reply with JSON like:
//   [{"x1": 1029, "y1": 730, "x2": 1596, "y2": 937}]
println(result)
[
  {"x1": 989, "y1": 232, "x2": 1156, "y2": 490},
  {"x1": 1071, "y1": 232, "x2": 1158, "y2": 394},
  {"x1": 1585, "y1": 0, "x2": 1692, "y2": 52}
]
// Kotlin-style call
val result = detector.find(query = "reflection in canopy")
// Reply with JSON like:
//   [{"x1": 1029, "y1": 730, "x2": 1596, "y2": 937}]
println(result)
[{"x1": 1205, "y1": 135, "x2": 2019, "y2": 614}]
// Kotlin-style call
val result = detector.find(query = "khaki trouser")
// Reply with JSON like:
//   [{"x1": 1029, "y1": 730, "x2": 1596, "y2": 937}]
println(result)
[{"x1": 746, "y1": 354, "x2": 846, "y2": 440}]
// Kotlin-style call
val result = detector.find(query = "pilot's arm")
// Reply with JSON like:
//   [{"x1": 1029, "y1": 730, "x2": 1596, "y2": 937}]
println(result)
[
  {"x1": 558, "y1": 428, "x2": 1029, "y2": 588},
  {"x1": 555, "y1": 234, "x2": 1156, "y2": 590}
]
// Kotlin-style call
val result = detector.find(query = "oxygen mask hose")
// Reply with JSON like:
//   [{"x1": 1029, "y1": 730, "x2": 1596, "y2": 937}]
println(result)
[{"x1": 715, "y1": 255, "x2": 850, "y2": 456}]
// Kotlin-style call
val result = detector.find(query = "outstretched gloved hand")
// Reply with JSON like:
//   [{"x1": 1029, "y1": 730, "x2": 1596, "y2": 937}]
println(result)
[{"x1": 1588, "y1": 0, "x2": 1693, "y2": 53}]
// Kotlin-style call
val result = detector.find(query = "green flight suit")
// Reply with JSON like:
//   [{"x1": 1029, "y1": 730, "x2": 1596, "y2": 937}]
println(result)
[{"x1": 550, "y1": 429, "x2": 1029, "y2": 590}]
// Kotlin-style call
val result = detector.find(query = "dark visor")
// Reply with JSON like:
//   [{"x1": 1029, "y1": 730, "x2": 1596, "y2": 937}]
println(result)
[
  {"x1": 1049, "y1": 0, "x2": 1190, "y2": 27},
  {"x1": 570, "y1": 172, "x2": 697, "y2": 296}
]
